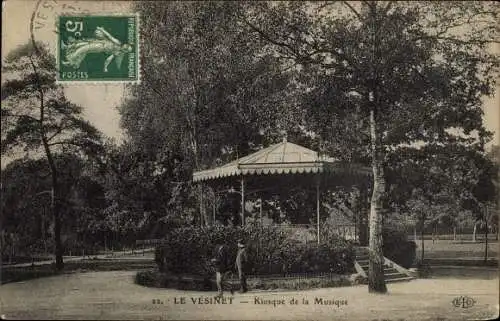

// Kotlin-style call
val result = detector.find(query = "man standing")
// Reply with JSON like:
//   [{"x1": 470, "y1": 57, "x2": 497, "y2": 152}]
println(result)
[
  {"x1": 212, "y1": 242, "x2": 233, "y2": 298},
  {"x1": 235, "y1": 239, "x2": 248, "y2": 293}
]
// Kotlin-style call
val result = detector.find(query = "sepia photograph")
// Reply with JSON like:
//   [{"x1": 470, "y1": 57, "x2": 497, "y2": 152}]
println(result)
[{"x1": 1, "y1": 1, "x2": 499, "y2": 320}]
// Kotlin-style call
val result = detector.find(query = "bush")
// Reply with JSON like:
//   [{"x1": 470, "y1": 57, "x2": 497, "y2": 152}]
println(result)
[
  {"x1": 383, "y1": 227, "x2": 417, "y2": 268},
  {"x1": 155, "y1": 223, "x2": 355, "y2": 277}
]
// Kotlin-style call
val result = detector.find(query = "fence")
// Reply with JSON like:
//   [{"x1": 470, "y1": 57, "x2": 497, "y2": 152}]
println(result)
[
  {"x1": 402, "y1": 225, "x2": 498, "y2": 242},
  {"x1": 272, "y1": 224, "x2": 358, "y2": 244},
  {"x1": 229, "y1": 271, "x2": 347, "y2": 281},
  {"x1": 136, "y1": 239, "x2": 162, "y2": 246}
]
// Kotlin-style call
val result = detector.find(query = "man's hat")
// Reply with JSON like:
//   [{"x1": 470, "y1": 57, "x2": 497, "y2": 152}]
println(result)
[{"x1": 237, "y1": 239, "x2": 245, "y2": 247}]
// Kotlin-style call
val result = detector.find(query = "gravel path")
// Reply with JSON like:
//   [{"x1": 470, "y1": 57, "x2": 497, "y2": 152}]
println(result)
[{"x1": 0, "y1": 269, "x2": 498, "y2": 320}]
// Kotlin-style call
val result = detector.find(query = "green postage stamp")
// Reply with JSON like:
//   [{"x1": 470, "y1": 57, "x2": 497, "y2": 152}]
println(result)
[{"x1": 57, "y1": 15, "x2": 139, "y2": 82}]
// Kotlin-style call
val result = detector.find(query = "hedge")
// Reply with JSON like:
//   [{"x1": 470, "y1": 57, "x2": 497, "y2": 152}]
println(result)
[
  {"x1": 155, "y1": 223, "x2": 355, "y2": 277},
  {"x1": 383, "y1": 227, "x2": 417, "y2": 268}
]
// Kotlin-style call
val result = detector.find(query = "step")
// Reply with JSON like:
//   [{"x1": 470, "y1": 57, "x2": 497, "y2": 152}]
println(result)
[
  {"x1": 360, "y1": 268, "x2": 403, "y2": 276},
  {"x1": 357, "y1": 258, "x2": 395, "y2": 264},
  {"x1": 384, "y1": 272, "x2": 407, "y2": 277},
  {"x1": 385, "y1": 276, "x2": 414, "y2": 283},
  {"x1": 359, "y1": 263, "x2": 392, "y2": 268},
  {"x1": 355, "y1": 254, "x2": 415, "y2": 284},
  {"x1": 359, "y1": 264, "x2": 395, "y2": 270}
]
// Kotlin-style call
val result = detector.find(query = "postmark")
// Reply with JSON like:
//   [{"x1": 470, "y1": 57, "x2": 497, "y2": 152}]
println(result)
[
  {"x1": 30, "y1": 0, "x2": 91, "y2": 47},
  {"x1": 57, "y1": 15, "x2": 139, "y2": 82},
  {"x1": 29, "y1": 0, "x2": 140, "y2": 84}
]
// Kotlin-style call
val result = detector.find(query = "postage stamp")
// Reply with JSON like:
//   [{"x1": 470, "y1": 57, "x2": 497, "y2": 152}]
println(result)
[{"x1": 57, "y1": 15, "x2": 139, "y2": 82}]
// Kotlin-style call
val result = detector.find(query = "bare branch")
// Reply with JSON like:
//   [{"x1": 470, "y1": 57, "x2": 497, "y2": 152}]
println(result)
[
  {"x1": 342, "y1": 1, "x2": 362, "y2": 20},
  {"x1": 46, "y1": 123, "x2": 72, "y2": 142},
  {"x1": 412, "y1": 34, "x2": 500, "y2": 45},
  {"x1": 47, "y1": 140, "x2": 80, "y2": 147},
  {"x1": 315, "y1": 1, "x2": 336, "y2": 14},
  {"x1": 2, "y1": 112, "x2": 40, "y2": 123},
  {"x1": 383, "y1": 1, "x2": 394, "y2": 15},
  {"x1": 242, "y1": 16, "x2": 358, "y2": 73},
  {"x1": 242, "y1": 18, "x2": 300, "y2": 58}
]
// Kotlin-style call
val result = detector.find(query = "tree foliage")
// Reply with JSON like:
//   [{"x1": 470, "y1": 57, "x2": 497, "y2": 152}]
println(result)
[
  {"x1": 114, "y1": 1, "x2": 306, "y2": 230},
  {"x1": 123, "y1": 1, "x2": 297, "y2": 168},
  {"x1": 242, "y1": 1, "x2": 499, "y2": 292},
  {"x1": 1, "y1": 154, "x2": 106, "y2": 257},
  {"x1": 1, "y1": 42, "x2": 103, "y2": 269}
]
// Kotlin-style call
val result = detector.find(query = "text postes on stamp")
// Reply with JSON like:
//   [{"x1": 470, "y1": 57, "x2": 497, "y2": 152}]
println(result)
[{"x1": 57, "y1": 15, "x2": 138, "y2": 82}]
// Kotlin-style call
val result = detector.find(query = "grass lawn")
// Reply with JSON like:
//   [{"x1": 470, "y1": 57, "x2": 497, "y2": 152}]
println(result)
[
  {"x1": 414, "y1": 239, "x2": 498, "y2": 259},
  {"x1": 1, "y1": 258, "x2": 156, "y2": 285}
]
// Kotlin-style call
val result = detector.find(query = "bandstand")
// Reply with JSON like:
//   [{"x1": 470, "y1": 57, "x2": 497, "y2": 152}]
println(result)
[{"x1": 192, "y1": 138, "x2": 371, "y2": 244}]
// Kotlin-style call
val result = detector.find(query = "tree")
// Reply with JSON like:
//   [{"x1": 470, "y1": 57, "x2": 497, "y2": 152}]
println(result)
[
  {"x1": 386, "y1": 142, "x2": 497, "y2": 233},
  {"x1": 405, "y1": 188, "x2": 452, "y2": 261},
  {"x1": 1, "y1": 158, "x2": 53, "y2": 262},
  {"x1": 243, "y1": 1, "x2": 499, "y2": 292},
  {"x1": 1, "y1": 42, "x2": 103, "y2": 270},
  {"x1": 118, "y1": 1, "x2": 297, "y2": 228},
  {"x1": 1, "y1": 154, "x2": 107, "y2": 259},
  {"x1": 95, "y1": 141, "x2": 197, "y2": 242}
]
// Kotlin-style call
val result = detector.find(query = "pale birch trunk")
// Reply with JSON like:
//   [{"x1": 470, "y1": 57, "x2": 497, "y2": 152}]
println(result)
[{"x1": 368, "y1": 108, "x2": 387, "y2": 293}]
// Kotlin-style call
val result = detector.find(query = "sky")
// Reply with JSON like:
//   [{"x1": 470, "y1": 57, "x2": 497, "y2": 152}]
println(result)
[
  {"x1": 2, "y1": 0, "x2": 131, "y2": 142},
  {"x1": 2, "y1": 0, "x2": 499, "y2": 153}
]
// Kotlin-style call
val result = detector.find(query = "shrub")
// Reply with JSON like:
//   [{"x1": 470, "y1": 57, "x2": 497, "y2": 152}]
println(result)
[
  {"x1": 383, "y1": 227, "x2": 417, "y2": 268},
  {"x1": 155, "y1": 225, "x2": 241, "y2": 277},
  {"x1": 154, "y1": 222, "x2": 354, "y2": 277},
  {"x1": 245, "y1": 224, "x2": 354, "y2": 275}
]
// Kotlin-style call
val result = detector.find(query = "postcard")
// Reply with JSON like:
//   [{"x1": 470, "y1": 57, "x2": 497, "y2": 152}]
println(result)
[{"x1": 1, "y1": 1, "x2": 499, "y2": 320}]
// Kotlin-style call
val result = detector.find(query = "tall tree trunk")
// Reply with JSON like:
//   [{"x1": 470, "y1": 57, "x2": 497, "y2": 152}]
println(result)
[
  {"x1": 0, "y1": 232, "x2": 3, "y2": 284},
  {"x1": 29, "y1": 51, "x2": 64, "y2": 271},
  {"x1": 42, "y1": 103, "x2": 64, "y2": 270},
  {"x1": 52, "y1": 182, "x2": 64, "y2": 270},
  {"x1": 368, "y1": 108, "x2": 387, "y2": 293},
  {"x1": 420, "y1": 218, "x2": 425, "y2": 262},
  {"x1": 42, "y1": 135, "x2": 63, "y2": 270},
  {"x1": 199, "y1": 184, "x2": 205, "y2": 227},
  {"x1": 484, "y1": 217, "x2": 488, "y2": 262},
  {"x1": 43, "y1": 152, "x2": 63, "y2": 270}
]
